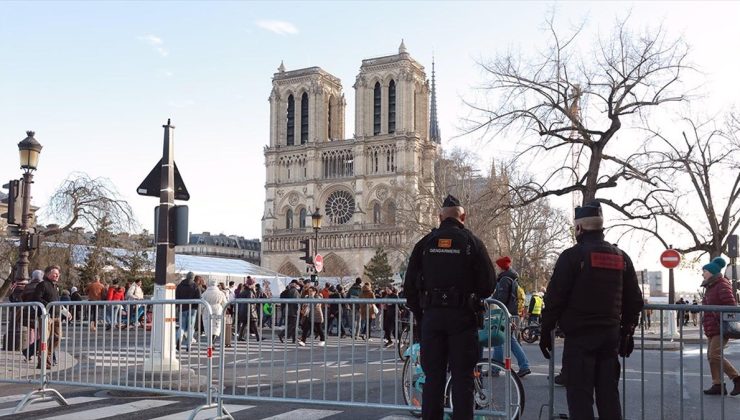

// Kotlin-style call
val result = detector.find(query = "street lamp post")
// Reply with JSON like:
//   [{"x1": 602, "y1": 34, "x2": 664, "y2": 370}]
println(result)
[
  {"x1": 311, "y1": 207, "x2": 322, "y2": 279},
  {"x1": 14, "y1": 131, "x2": 42, "y2": 284}
]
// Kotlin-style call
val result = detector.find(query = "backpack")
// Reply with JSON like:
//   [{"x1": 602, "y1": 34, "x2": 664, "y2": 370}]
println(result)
[
  {"x1": 516, "y1": 285, "x2": 526, "y2": 315},
  {"x1": 22, "y1": 281, "x2": 39, "y2": 303}
]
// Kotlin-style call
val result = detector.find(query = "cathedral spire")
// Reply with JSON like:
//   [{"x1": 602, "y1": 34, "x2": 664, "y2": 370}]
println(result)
[{"x1": 429, "y1": 57, "x2": 441, "y2": 144}]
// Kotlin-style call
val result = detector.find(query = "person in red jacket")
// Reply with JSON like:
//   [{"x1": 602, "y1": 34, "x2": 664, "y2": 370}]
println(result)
[
  {"x1": 105, "y1": 280, "x2": 126, "y2": 330},
  {"x1": 700, "y1": 257, "x2": 740, "y2": 396}
]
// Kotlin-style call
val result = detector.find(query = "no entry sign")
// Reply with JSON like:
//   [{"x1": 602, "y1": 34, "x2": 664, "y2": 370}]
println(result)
[
  {"x1": 660, "y1": 249, "x2": 681, "y2": 269},
  {"x1": 314, "y1": 254, "x2": 324, "y2": 273}
]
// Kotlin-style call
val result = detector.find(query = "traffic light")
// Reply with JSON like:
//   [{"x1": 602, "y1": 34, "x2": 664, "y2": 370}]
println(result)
[
  {"x1": 299, "y1": 238, "x2": 313, "y2": 264},
  {"x1": 6, "y1": 225, "x2": 21, "y2": 237},
  {"x1": 728, "y1": 235, "x2": 738, "y2": 258},
  {"x1": 1, "y1": 179, "x2": 23, "y2": 225}
]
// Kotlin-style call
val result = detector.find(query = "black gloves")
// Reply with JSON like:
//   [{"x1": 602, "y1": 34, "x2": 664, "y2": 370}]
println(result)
[
  {"x1": 618, "y1": 326, "x2": 635, "y2": 357},
  {"x1": 540, "y1": 328, "x2": 553, "y2": 359}
]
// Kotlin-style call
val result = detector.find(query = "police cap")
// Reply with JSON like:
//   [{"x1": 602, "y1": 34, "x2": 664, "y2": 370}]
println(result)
[
  {"x1": 442, "y1": 194, "x2": 461, "y2": 208},
  {"x1": 574, "y1": 201, "x2": 602, "y2": 220}
]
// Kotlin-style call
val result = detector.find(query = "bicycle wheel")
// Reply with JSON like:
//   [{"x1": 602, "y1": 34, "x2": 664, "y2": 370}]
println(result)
[
  {"x1": 444, "y1": 360, "x2": 525, "y2": 420},
  {"x1": 402, "y1": 348, "x2": 424, "y2": 417},
  {"x1": 397, "y1": 325, "x2": 411, "y2": 359},
  {"x1": 520, "y1": 327, "x2": 538, "y2": 344}
]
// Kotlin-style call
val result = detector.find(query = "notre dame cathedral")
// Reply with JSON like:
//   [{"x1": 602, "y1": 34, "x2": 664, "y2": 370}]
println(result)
[{"x1": 261, "y1": 42, "x2": 440, "y2": 279}]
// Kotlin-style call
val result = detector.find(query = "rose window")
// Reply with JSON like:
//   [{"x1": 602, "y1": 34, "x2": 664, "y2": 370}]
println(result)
[{"x1": 325, "y1": 191, "x2": 355, "y2": 225}]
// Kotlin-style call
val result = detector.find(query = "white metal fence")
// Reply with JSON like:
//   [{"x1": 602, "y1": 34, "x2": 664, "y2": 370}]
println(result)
[
  {"x1": 1, "y1": 297, "x2": 519, "y2": 419},
  {"x1": 544, "y1": 303, "x2": 740, "y2": 420}
]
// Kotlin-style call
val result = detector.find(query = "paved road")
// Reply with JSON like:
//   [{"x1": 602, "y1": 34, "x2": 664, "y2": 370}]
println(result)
[
  {"x1": 2, "y1": 322, "x2": 740, "y2": 419},
  {"x1": 0, "y1": 384, "x2": 419, "y2": 419}
]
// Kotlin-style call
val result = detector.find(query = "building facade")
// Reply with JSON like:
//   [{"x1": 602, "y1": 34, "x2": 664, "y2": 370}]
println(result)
[
  {"x1": 176, "y1": 232, "x2": 261, "y2": 266},
  {"x1": 261, "y1": 42, "x2": 439, "y2": 278}
]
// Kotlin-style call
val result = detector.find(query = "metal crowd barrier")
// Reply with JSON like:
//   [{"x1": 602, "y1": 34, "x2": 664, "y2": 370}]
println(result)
[
  {"x1": 217, "y1": 297, "x2": 415, "y2": 414},
  {"x1": 545, "y1": 303, "x2": 740, "y2": 420},
  {"x1": 1, "y1": 297, "x2": 521, "y2": 419},
  {"x1": 1, "y1": 299, "x2": 221, "y2": 419},
  {"x1": 214, "y1": 297, "x2": 517, "y2": 419},
  {"x1": 0, "y1": 301, "x2": 67, "y2": 413}
]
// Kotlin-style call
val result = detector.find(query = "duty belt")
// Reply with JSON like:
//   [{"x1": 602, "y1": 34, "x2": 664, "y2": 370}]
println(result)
[{"x1": 421, "y1": 289, "x2": 466, "y2": 308}]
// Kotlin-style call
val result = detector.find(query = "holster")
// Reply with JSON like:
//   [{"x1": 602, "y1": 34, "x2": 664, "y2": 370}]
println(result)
[{"x1": 467, "y1": 294, "x2": 485, "y2": 329}]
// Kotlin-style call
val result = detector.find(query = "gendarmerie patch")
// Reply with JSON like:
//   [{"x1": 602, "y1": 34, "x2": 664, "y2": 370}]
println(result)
[
  {"x1": 437, "y1": 239, "x2": 452, "y2": 248},
  {"x1": 591, "y1": 252, "x2": 624, "y2": 270}
]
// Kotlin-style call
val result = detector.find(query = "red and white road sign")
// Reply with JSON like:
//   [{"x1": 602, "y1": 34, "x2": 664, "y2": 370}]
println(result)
[
  {"x1": 314, "y1": 254, "x2": 324, "y2": 272},
  {"x1": 660, "y1": 249, "x2": 681, "y2": 269}
]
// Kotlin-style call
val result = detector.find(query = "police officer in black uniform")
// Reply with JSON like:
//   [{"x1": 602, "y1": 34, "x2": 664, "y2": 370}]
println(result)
[
  {"x1": 539, "y1": 201, "x2": 643, "y2": 420},
  {"x1": 403, "y1": 195, "x2": 497, "y2": 420}
]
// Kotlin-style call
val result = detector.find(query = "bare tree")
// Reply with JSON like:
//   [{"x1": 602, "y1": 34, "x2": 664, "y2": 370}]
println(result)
[
  {"x1": 607, "y1": 113, "x2": 740, "y2": 258},
  {"x1": 392, "y1": 148, "x2": 511, "y2": 259},
  {"x1": 0, "y1": 172, "x2": 138, "y2": 298},
  {"x1": 43, "y1": 172, "x2": 137, "y2": 234},
  {"x1": 465, "y1": 14, "x2": 691, "y2": 207},
  {"x1": 508, "y1": 200, "x2": 571, "y2": 293}
]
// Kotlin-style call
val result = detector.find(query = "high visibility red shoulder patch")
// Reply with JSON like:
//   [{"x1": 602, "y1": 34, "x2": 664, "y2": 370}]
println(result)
[
  {"x1": 591, "y1": 252, "x2": 624, "y2": 270},
  {"x1": 437, "y1": 239, "x2": 452, "y2": 248}
]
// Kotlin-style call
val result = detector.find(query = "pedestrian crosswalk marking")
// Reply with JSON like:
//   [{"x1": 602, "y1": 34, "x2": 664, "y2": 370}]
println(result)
[
  {"x1": 148, "y1": 403, "x2": 255, "y2": 420},
  {"x1": 0, "y1": 395, "x2": 24, "y2": 404},
  {"x1": 38, "y1": 399, "x2": 175, "y2": 420},
  {"x1": 0, "y1": 396, "x2": 102, "y2": 417},
  {"x1": 261, "y1": 408, "x2": 341, "y2": 420}
]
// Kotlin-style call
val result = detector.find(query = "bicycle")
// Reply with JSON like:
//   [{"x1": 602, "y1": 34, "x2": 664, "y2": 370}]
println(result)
[
  {"x1": 396, "y1": 309, "x2": 414, "y2": 359},
  {"x1": 519, "y1": 322, "x2": 540, "y2": 344},
  {"x1": 401, "y1": 343, "x2": 525, "y2": 419}
]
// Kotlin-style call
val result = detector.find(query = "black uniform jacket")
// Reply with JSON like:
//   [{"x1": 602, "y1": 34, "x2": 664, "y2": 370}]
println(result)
[
  {"x1": 403, "y1": 218, "x2": 497, "y2": 318},
  {"x1": 541, "y1": 230, "x2": 643, "y2": 336}
]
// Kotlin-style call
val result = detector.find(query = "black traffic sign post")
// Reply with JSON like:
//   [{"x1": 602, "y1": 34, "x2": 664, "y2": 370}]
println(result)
[
  {"x1": 729, "y1": 234, "x2": 739, "y2": 301},
  {"x1": 138, "y1": 120, "x2": 189, "y2": 373},
  {"x1": 660, "y1": 247, "x2": 681, "y2": 304}
]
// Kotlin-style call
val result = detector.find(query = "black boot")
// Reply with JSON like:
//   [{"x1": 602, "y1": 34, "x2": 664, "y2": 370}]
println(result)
[
  {"x1": 703, "y1": 383, "x2": 727, "y2": 395},
  {"x1": 731, "y1": 377, "x2": 740, "y2": 396}
]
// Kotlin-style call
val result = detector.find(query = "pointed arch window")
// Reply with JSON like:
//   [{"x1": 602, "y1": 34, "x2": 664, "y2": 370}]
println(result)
[
  {"x1": 299, "y1": 208, "x2": 307, "y2": 228},
  {"x1": 301, "y1": 93, "x2": 309, "y2": 144},
  {"x1": 286, "y1": 209, "x2": 294, "y2": 229},
  {"x1": 388, "y1": 80, "x2": 396, "y2": 134},
  {"x1": 386, "y1": 201, "x2": 396, "y2": 225},
  {"x1": 373, "y1": 203, "x2": 381, "y2": 224},
  {"x1": 327, "y1": 97, "x2": 333, "y2": 140},
  {"x1": 286, "y1": 95, "x2": 295, "y2": 146},
  {"x1": 373, "y1": 82, "x2": 381, "y2": 135}
]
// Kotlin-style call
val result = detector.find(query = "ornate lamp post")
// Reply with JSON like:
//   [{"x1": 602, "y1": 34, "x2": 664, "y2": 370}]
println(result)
[
  {"x1": 14, "y1": 131, "x2": 43, "y2": 283},
  {"x1": 310, "y1": 208, "x2": 323, "y2": 281},
  {"x1": 311, "y1": 207, "x2": 323, "y2": 258}
]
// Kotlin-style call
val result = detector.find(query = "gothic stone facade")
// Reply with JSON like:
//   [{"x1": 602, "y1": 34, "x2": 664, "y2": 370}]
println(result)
[{"x1": 262, "y1": 45, "x2": 438, "y2": 279}]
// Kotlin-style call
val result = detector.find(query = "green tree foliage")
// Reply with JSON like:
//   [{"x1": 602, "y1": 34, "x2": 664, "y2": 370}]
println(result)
[
  {"x1": 115, "y1": 232, "x2": 154, "y2": 294},
  {"x1": 77, "y1": 216, "x2": 115, "y2": 285},
  {"x1": 364, "y1": 248, "x2": 394, "y2": 289}
]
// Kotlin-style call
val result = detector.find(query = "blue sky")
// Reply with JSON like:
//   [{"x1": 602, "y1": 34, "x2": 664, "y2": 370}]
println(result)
[{"x1": 1, "y1": 1, "x2": 738, "y2": 292}]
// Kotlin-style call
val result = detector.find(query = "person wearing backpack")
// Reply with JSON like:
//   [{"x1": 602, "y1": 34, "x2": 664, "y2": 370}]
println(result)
[{"x1": 492, "y1": 256, "x2": 531, "y2": 378}]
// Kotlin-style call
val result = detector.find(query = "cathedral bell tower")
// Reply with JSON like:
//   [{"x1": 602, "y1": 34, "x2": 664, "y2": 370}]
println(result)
[{"x1": 354, "y1": 40, "x2": 430, "y2": 140}]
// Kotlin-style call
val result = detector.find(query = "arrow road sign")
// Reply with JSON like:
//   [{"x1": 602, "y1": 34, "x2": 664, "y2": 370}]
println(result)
[{"x1": 137, "y1": 159, "x2": 190, "y2": 201}]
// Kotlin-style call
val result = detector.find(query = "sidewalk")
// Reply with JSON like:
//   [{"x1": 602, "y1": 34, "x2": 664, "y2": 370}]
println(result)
[{"x1": 637, "y1": 323, "x2": 704, "y2": 348}]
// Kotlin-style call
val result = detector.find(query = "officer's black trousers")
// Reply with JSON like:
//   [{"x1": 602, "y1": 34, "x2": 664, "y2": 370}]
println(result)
[
  {"x1": 420, "y1": 308, "x2": 478, "y2": 420},
  {"x1": 563, "y1": 327, "x2": 621, "y2": 420}
]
